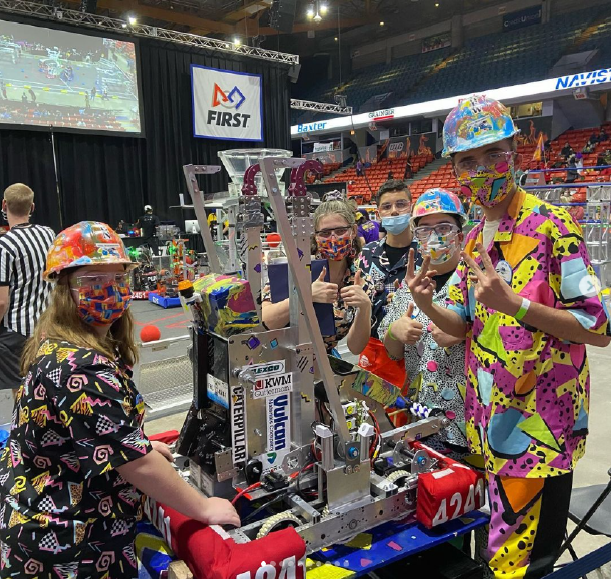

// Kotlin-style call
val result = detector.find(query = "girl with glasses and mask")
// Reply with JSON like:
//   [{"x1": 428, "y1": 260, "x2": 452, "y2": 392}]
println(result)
[
  {"x1": 0, "y1": 222, "x2": 239, "y2": 578},
  {"x1": 262, "y1": 200, "x2": 374, "y2": 356},
  {"x1": 379, "y1": 189, "x2": 473, "y2": 460}
]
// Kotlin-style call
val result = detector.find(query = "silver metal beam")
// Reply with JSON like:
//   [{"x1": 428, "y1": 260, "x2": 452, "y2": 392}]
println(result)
[
  {"x1": 290, "y1": 99, "x2": 353, "y2": 115},
  {"x1": 260, "y1": 156, "x2": 351, "y2": 444},
  {"x1": 182, "y1": 165, "x2": 222, "y2": 274},
  {"x1": 0, "y1": 0, "x2": 299, "y2": 65}
]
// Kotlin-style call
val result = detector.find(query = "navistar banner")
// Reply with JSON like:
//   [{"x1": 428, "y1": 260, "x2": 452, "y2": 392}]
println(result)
[{"x1": 191, "y1": 65, "x2": 263, "y2": 141}]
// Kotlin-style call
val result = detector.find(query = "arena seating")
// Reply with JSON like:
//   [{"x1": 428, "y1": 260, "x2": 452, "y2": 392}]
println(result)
[
  {"x1": 324, "y1": 154, "x2": 434, "y2": 203},
  {"x1": 408, "y1": 122, "x2": 611, "y2": 200},
  {"x1": 306, "y1": 161, "x2": 342, "y2": 183},
  {"x1": 293, "y1": 6, "x2": 607, "y2": 116},
  {"x1": 402, "y1": 7, "x2": 602, "y2": 105}
]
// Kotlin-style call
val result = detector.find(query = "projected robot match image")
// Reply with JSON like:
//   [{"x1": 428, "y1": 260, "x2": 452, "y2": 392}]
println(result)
[{"x1": 0, "y1": 18, "x2": 142, "y2": 134}]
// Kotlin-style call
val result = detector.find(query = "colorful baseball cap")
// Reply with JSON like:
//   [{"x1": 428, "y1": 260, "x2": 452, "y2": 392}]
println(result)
[
  {"x1": 442, "y1": 95, "x2": 520, "y2": 157},
  {"x1": 411, "y1": 188, "x2": 468, "y2": 226},
  {"x1": 44, "y1": 221, "x2": 136, "y2": 281}
]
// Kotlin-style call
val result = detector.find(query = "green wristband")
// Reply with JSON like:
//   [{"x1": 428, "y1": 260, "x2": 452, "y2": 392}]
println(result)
[
  {"x1": 514, "y1": 298, "x2": 531, "y2": 321},
  {"x1": 387, "y1": 322, "x2": 398, "y2": 341}
]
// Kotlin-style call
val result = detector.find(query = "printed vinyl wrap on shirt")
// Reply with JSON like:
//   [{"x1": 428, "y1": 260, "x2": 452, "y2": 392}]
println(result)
[{"x1": 447, "y1": 190, "x2": 609, "y2": 478}]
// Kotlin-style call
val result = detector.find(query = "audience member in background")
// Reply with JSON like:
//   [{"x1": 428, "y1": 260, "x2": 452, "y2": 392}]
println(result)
[
  {"x1": 575, "y1": 151, "x2": 585, "y2": 175},
  {"x1": 600, "y1": 127, "x2": 609, "y2": 142},
  {"x1": 596, "y1": 150, "x2": 611, "y2": 167},
  {"x1": 262, "y1": 200, "x2": 374, "y2": 356},
  {"x1": 356, "y1": 209, "x2": 380, "y2": 245},
  {"x1": 387, "y1": 170, "x2": 394, "y2": 180},
  {"x1": 408, "y1": 94, "x2": 610, "y2": 579},
  {"x1": 356, "y1": 159, "x2": 363, "y2": 177},
  {"x1": 0, "y1": 222, "x2": 239, "y2": 577},
  {"x1": 582, "y1": 140, "x2": 596, "y2": 154},
  {"x1": 380, "y1": 189, "x2": 470, "y2": 459},
  {"x1": 589, "y1": 130, "x2": 600, "y2": 144},
  {"x1": 566, "y1": 155, "x2": 578, "y2": 183},
  {"x1": 0, "y1": 184, "x2": 55, "y2": 396},
  {"x1": 560, "y1": 141, "x2": 574, "y2": 159},
  {"x1": 137, "y1": 204, "x2": 160, "y2": 255},
  {"x1": 355, "y1": 179, "x2": 421, "y2": 387}
]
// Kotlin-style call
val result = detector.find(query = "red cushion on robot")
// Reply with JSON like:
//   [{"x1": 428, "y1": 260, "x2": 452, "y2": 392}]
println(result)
[
  {"x1": 146, "y1": 498, "x2": 307, "y2": 579},
  {"x1": 412, "y1": 442, "x2": 485, "y2": 529}
]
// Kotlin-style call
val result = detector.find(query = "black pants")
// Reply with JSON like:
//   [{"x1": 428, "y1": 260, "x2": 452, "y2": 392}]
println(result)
[{"x1": 0, "y1": 327, "x2": 27, "y2": 390}]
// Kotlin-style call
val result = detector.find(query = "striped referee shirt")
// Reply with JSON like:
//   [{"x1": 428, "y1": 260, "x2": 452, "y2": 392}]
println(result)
[{"x1": 0, "y1": 223, "x2": 56, "y2": 337}]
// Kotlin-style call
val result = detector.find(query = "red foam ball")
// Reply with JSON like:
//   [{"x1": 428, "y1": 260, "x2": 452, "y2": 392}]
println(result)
[
  {"x1": 140, "y1": 325, "x2": 161, "y2": 343},
  {"x1": 267, "y1": 233, "x2": 281, "y2": 248}
]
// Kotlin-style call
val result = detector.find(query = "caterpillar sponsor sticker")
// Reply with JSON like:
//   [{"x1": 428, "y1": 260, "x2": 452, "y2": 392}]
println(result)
[{"x1": 231, "y1": 385, "x2": 247, "y2": 466}]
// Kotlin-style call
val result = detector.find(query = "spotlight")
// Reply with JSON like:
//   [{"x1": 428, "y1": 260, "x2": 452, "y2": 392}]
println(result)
[
  {"x1": 313, "y1": 12, "x2": 322, "y2": 21},
  {"x1": 233, "y1": 37, "x2": 242, "y2": 46},
  {"x1": 379, "y1": 21, "x2": 384, "y2": 26},
  {"x1": 307, "y1": 4, "x2": 314, "y2": 18},
  {"x1": 334, "y1": 36, "x2": 338, "y2": 41},
  {"x1": 320, "y1": 3, "x2": 328, "y2": 15},
  {"x1": 121, "y1": 22, "x2": 127, "y2": 28},
  {"x1": 128, "y1": 15, "x2": 138, "y2": 25}
]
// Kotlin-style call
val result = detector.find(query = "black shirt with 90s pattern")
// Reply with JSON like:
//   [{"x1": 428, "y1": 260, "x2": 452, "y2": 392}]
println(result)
[{"x1": 0, "y1": 340, "x2": 152, "y2": 578}]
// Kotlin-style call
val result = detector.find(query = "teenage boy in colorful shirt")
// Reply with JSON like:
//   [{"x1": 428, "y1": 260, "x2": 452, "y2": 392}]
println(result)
[
  {"x1": 407, "y1": 95, "x2": 611, "y2": 579},
  {"x1": 355, "y1": 179, "x2": 420, "y2": 387}
]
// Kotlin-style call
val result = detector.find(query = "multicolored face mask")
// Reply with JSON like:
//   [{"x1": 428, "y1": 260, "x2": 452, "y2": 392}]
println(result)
[
  {"x1": 419, "y1": 231, "x2": 460, "y2": 265},
  {"x1": 457, "y1": 155, "x2": 517, "y2": 208},
  {"x1": 317, "y1": 234, "x2": 353, "y2": 261},
  {"x1": 72, "y1": 274, "x2": 132, "y2": 326}
]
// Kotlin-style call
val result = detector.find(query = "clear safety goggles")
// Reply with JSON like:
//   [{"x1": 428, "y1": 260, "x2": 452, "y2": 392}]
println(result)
[
  {"x1": 455, "y1": 150, "x2": 514, "y2": 174},
  {"x1": 414, "y1": 223, "x2": 460, "y2": 242},
  {"x1": 71, "y1": 272, "x2": 130, "y2": 289}
]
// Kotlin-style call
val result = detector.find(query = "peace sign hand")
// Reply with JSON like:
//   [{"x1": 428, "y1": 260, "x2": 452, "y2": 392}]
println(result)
[
  {"x1": 405, "y1": 248, "x2": 438, "y2": 312},
  {"x1": 461, "y1": 242, "x2": 522, "y2": 316}
]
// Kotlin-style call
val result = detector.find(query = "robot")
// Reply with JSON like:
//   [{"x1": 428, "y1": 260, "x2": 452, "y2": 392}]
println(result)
[{"x1": 172, "y1": 151, "x2": 483, "y2": 558}]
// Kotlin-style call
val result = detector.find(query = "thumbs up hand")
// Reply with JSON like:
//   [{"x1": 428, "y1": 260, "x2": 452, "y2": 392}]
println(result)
[
  {"x1": 311, "y1": 266, "x2": 339, "y2": 304},
  {"x1": 387, "y1": 301, "x2": 424, "y2": 345},
  {"x1": 340, "y1": 269, "x2": 372, "y2": 310}
]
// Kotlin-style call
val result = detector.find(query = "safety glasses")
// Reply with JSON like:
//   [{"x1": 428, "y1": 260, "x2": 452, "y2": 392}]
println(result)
[
  {"x1": 455, "y1": 151, "x2": 514, "y2": 174},
  {"x1": 414, "y1": 223, "x2": 460, "y2": 241},
  {"x1": 71, "y1": 272, "x2": 130, "y2": 288},
  {"x1": 315, "y1": 227, "x2": 352, "y2": 239}
]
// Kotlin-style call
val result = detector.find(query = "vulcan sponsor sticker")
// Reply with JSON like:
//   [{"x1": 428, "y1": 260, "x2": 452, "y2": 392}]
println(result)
[
  {"x1": 207, "y1": 374, "x2": 229, "y2": 408},
  {"x1": 253, "y1": 372, "x2": 293, "y2": 400},
  {"x1": 231, "y1": 385, "x2": 248, "y2": 466},
  {"x1": 264, "y1": 394, "x2": 291, "y2": 471}
]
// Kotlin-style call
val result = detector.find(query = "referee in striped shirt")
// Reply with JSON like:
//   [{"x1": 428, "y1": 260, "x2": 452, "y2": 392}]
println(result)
[{"x1": 0, "y1": 183, "x2": 55, "y2": 395}]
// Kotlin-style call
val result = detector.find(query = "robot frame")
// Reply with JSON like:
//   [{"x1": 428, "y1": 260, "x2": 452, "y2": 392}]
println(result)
[{"x1": 175, "y1": 152, "x2": 482, "y2": 554}]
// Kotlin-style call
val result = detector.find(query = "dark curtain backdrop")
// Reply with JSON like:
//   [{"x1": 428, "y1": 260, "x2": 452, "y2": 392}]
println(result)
[{"x1": 0, "y1": 38, "x2": 291, "y2": 233}]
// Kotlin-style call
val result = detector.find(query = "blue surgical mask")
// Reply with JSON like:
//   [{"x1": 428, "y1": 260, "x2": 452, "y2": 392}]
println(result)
[{"x1": 381, "y1": 214, "x2": 411, "y2": 235}]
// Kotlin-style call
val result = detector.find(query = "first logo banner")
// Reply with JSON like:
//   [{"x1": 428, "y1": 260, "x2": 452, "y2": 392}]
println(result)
[{"x1": 191, "y1": 65, "x2": 263, "y2": 142}]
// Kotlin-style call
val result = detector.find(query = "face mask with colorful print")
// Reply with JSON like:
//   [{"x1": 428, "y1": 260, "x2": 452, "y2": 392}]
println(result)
[
  {"x1": 457, "y1": 155, "x2": 517, "y2": 208},
  {"x1": 419, "y1": 231, "x2": 460, "y2": 265},
  {"x1": 317, "y1": 235, "x2": 353, "y2": 261},
  {"x1": 72, "y1": 275, "x2": 132, "y2": 326}
]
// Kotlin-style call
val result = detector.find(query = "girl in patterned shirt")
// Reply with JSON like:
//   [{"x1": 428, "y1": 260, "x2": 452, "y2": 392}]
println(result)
[
  {"x1": 0, "y1": 222, "x2": 239, "y2": 578},
  {"x1": 262, "y1": 200, "x2": 374, "y2": 356}
]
